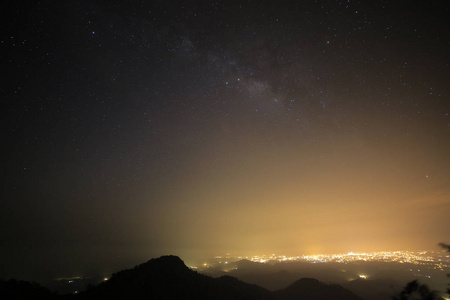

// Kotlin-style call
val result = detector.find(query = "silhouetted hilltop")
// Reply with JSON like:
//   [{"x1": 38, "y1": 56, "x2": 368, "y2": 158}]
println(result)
[
  {"x1": 78, "y1": 255, "x2": 274, "y2": 300},
  {"x1": 274, "y1": 277, "x2": 364, "y2": 300},
  {"x1": 235, "y1": 259, "x2": 262, "y2": 268}
]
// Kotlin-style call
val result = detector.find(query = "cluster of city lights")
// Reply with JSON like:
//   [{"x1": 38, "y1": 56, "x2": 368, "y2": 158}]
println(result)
[{"x1": 204, "y1": 250, "x2": 449, "y2": 271}]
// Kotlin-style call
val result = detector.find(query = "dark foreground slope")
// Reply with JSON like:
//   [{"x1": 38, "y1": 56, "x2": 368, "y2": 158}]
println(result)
[
  {"x1": 0, "y1": 279, "x2": 58, "y2": 300},
  {"x1": 1, "y1": 256, "x2": 365, "y2": 300},
  {"x1": 274, "y1": 278, "x2": 363, "y2": 300}
]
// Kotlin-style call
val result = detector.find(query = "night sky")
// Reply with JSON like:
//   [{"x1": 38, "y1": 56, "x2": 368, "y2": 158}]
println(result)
[{"x1": 2, "y1": 1, "x2": 450, "y2": 282}]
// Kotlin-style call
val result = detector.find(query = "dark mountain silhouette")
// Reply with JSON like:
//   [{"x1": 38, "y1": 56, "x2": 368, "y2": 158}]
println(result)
[
  {"x1": 235, "y1": 259, "x2": 272, "y2": 271},
  {"x1": 0, "y1": 256, "x2": 365, "y2": 300},
  {"x1": 274, "y1": 277, "x2": 364, "y2": 300},
  {"x1": 77, "y1": 255, "x2": 274, "y2": 300}
]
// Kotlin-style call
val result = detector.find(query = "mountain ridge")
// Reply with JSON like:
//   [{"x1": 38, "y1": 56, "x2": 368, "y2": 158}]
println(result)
[{"x1": 1, "y1": 255, "x2": 364, "y2": 300}]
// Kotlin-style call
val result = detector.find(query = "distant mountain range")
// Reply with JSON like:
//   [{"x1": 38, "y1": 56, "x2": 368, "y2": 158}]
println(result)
[
  {"x1": 200, "y1": 258, "x2": 433, "y2": 300},
  {"x1": 0, "y1": 255, "x2": 364, "y2": 299}
]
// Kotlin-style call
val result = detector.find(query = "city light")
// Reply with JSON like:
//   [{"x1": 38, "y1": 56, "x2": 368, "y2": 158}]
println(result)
[
  {"x1": 198, "y1": 250, "x2": 449, "y2": 272},
  {"x1": 245, "y1": 250, "x2": 448, "y2": 268}
]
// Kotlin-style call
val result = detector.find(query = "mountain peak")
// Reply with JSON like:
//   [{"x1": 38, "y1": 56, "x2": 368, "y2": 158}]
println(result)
[
  {"x1": 79, "y1": 256, "x2": 273, "y2": 299},
  {"x1": 140, "y1": 255, "x2": 187, "y2": 270}
]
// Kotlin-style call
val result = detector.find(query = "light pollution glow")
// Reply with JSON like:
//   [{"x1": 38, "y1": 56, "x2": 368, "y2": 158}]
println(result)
[{"x1": 146, "y1": 137, "x2": 450, "y2": 260}]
